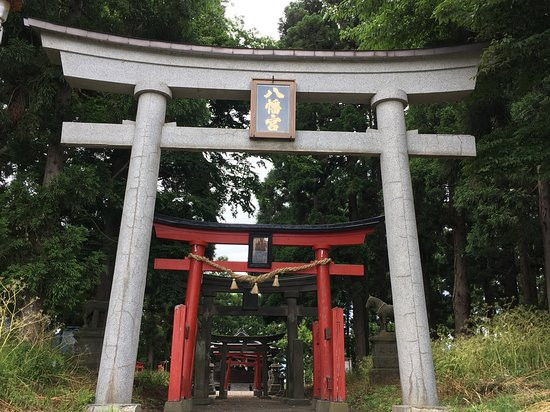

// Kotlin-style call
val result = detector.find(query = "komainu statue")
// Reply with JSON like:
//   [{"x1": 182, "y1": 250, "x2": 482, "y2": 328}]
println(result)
[
  {"x1": 366, "y1": 295, "x2": 394, "y2": 332},
  {"x1": 366, "y1": 296, "x2": 399, "y2": 384}
]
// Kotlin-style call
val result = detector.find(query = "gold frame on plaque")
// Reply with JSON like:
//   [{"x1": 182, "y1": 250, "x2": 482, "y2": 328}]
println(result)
[{"x1": 250, "y1": 79, "x2": 296, "y2": 140}]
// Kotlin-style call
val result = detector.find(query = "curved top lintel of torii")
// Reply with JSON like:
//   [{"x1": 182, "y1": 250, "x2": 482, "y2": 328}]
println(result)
[{"x1": 24, "y1": 18, "x2": 484, "y2": 104}]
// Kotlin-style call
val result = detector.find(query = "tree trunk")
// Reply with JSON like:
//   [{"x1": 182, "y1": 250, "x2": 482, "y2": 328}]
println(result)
[
  {"x1": 538, "y1": 175, "x2": 550, "y2": 313},
  {"x1": 502, "y1": 259, "x2": 519, "y2": 306},
  {"x1": 67, "y1": 0, "x2": 83, "y2": 25},
  {"x1": 94, "y1": 150, "x2": 128, "y2": 300},
  {"x1": 21, "y1": 139, "x2": 64, "y2": 339},
  {"x1": 94, "y1": 210, "x2": 119, "y2": 301},
  {"x1": 452, "y1": 210, "x2": 469, "y2": 334},
  {"x1": 419, "y1": 245, "x2": 433, "y2": 325},
  {"x1": 42, "y1": 142, "x2": 64, "y2": 185},
  {"x1": 22, "y1": 1, "x2": 83, "y2": 337},
  {"x1": 517, "y1": 232, "x2": 537, "y2": 306},
  {"x1": 348, "y1": 192, "x2": 359, "y2": 221},
  {"x1": 345, "y1": 303, "x2": 352, "y2": 359},
  {"x1": 481, "y1": 271, "x2": 495, "y2": 317},
  {"x1": 147, "y1": 343, "x2": 154, "y2": 370},
  {"x1": 352, "y1": 289, "x2": 368, "y2": 362}
]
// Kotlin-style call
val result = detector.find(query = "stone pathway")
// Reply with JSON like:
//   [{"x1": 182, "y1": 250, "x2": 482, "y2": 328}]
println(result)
[{"x1": 194, "y1": 391, "x2": 312, "y2": 412}]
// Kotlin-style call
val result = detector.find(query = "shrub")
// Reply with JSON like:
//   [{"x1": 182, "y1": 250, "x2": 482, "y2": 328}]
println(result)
[
  {"x1": 347, "y1": 308, "x2": 550, "y2": 411},
  {"x1": 133, "y1": 369, "x2": 169, "y2": 408},
  {"x1": 346, "y1": 357, "x2": 402, "y2": 411},
  {"x1": 433, "y1": 307, "x2": 550, "y2": 401},
  {"x1": 0, "y1": 280, "x2": 94, "y2": 411}
]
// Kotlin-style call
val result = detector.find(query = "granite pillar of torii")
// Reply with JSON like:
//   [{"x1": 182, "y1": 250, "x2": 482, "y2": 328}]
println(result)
[{"x1": 25, "y1": 18, "x2": 483, "y2": 412}]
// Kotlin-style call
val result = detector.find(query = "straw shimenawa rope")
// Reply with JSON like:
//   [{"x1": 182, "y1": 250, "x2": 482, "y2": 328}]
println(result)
[{"x1": 188, "y1": 253, "x2": 331, "y2": 294}]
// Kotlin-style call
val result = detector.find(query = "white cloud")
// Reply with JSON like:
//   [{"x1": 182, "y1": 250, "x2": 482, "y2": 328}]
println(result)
[{"x1": 225, "y1": 0, "x2": 293, "y2": 40}]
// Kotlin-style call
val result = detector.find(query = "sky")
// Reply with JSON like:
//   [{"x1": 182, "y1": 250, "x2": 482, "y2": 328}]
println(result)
[
  {"x1": 215, "y1": 157, "x2": 270, "y2": 261},
  {"x1": 213, "y1": 1, "x2": 291, "y2": 261},
  {"x1": 224, "y1": 0, "x2": 292, "y2": 40}
]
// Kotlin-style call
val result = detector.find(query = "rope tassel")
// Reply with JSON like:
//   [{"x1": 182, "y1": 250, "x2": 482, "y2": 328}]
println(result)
[
  {"x1": 272, "y1": 274, "x2": 279, "y2": 287},
  {"x1": 230, "y1": 277, "x2": 239, "y2": 290},
  {"x1": 251, "y1": 282, "x2": 259, "y2": 294}
]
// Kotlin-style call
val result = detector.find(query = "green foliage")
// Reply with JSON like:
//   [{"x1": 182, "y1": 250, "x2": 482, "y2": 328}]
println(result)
[
  {"x1": 211, "y1": 292, "x2": 287, "y2": 337},
  {"x1": 298, "y1": 320, "x2": 314, "y2": 384},
  {"x1": 327, "y1": 0, "x2": 470, "y2": 49},
  {"x1": 347, "y1": 308, "x2": 550, "y2": 411},
  {"x1": 1, "y1": 0, "x2": 265, "y2": 362},
  {"x1": 434, "y1": 0, "x2": 548, "y2": 41},
  {"x1": 346, "y1": 357, "x2": 402, "y2": 412},
  {"x1": 0, "y1": 170, "x2": 105, "y2": 316},
  {"x1": 0, "y1": 0, "x2": 548, "y2": 397},
  {"x1": 317, "y1": 0, "x2": 550, "y2": 329},
  {"x1": 0, "y1": 342, "x2": 94, "y2": 411},
  {"x1": 279, "y1": 0, "x2": 352, "y2": 49},
  {"x1": 276, "y1": 319, "x2": 314, "y2": 383},
  {"x1": 0, "y1": 280, "x2": 94, "y2": 411},
  {"x1": 132, "y1": 370, "x2": 169, "y2": 410},
  {"x1": 433, "y1": 307, "x2": 550, "y2": 400}
]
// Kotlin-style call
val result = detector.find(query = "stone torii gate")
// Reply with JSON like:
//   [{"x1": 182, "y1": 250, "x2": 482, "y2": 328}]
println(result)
[{"x1": 25, "y1": 18, "x2": 482, "y2": 412}]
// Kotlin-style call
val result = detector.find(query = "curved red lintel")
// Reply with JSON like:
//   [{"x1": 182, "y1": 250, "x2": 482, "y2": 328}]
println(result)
[{"x1": 153, "y1": 216, "x2": 381, "y2": 247}]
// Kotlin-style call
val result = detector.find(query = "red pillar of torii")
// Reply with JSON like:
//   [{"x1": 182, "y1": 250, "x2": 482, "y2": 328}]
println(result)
[{"x1": 153, "y1": 215, "x2": 382, "y2": 407}]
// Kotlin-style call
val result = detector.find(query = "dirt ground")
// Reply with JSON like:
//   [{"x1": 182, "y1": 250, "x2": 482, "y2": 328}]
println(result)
[{"x1": 194, "y1": 389, "x2": 313, "y2": 412}]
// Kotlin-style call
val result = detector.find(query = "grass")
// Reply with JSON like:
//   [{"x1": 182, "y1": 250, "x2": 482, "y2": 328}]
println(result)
[
  {"x1": 0, "y1": 279, "x2": 170, "y2": 411},
  {"x1": 0, "y1": 280, "x2": 95, "y2": 411},
  {"x1": 133, "y1": 370, "x2": 169, "y2": 410},
  {"x1": 347, "y1": 307, "x2": 550, "y2": 411},
  {"x1": 3, "y1": 277, "x2": 548, "y2": 411}
]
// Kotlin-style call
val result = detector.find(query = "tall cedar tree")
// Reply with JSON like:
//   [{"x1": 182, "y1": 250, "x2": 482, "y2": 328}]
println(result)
[{"x1": 0, "y1": 0, "x2": 265, "y2": 360}]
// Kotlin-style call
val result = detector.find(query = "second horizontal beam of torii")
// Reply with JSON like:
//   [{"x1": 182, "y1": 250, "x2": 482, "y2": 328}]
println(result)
[
  {"x1": 154, "y1": 258, "x2": 364, "y2": 276},
  {"x1": 199, "y1": 304, "x2": 318, "y2": 317},
  {"x1": 62, "y1": 122, "x2": 475, "y2": 158}
]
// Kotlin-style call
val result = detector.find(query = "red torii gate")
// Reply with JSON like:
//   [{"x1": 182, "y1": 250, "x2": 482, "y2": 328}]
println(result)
[
  {"x1": 153, "y1": 215, "x2": 382, "y2": 410},
  {"x1": 213, "y1": 352, "x2": 266, "y2": 393},
  {"x1": 210, "y1": 334, "x2": 282, "y2": 399},
  {"x1": 221, "y1": 353, "x2": 261, "y2": 392}
]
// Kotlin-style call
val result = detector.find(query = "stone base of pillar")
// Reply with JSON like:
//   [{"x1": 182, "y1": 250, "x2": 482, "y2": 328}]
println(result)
[
  {"x1": 87, "y1": 404, "x2": 141, "y2": 412},
  {"x1": 163, "y1": 399, "x2": 193, "y2": 412},
  {"x1": 75, "y1": 327, "x2": 105, "y2": 370},
  {"x1": 281, "y1": 397, "x2": 311, "y2": 406},
  {"x1": 192, "y1": 397, "x2": 214, "y2": 406},
  {"x1": 393, "y1": 406, "x2": 448, "y2": 412},
  {"x1": 253, "y1": 389, "x2": 262, "y2": 397},
  {"x1": 315, "y1": 400, "x2": 349, "y2": 412},
  {"x1": 370, "y1": 367, "x2": 400, "y2": 384},
  {"x1": 208, "y1": 375, "x2": 216, "y2": 395},
  {"x1": 311, "y1": 398, "x2": 317, "y2": 410},
  {"x1": 369, "y1": 332, "x2": 400, "y2": 385}
]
